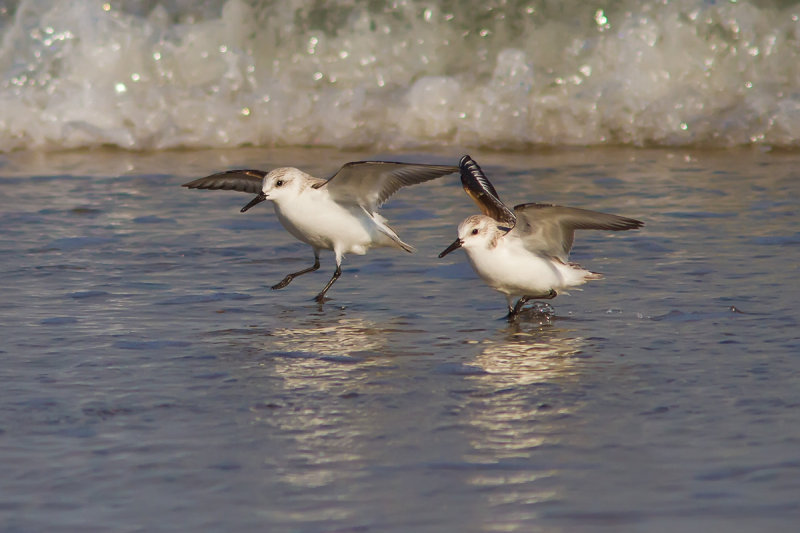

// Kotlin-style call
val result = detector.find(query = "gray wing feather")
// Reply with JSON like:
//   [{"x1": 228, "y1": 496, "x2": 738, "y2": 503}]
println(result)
[
  {"x1": 182, "y1": 169, "x2": 267, "y2": 194},
  {"x1": 513, "y1": 203, "x2": 643, "y2": 261},
  {"x1": 319, "y1": 161, "x2": 458, "y2": 212}
]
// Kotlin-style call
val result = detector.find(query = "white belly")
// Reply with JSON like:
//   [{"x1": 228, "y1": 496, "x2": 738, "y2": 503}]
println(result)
[
  {"x1": 273, "y1": 196, "x2": 376, "y2": 255},
  {"x1": 466, "y1": 244, "x2": 590, "y2": 297}
]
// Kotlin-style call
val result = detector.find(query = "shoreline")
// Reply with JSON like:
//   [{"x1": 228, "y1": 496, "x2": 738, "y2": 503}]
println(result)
[{"x1": 2, "y1": 144, "x2": 798, "y2": 179}]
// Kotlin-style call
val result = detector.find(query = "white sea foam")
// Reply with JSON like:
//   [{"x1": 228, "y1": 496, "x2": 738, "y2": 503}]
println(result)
[{"x1": 1, "y1": 0, "x2": 799, "y2": 151}]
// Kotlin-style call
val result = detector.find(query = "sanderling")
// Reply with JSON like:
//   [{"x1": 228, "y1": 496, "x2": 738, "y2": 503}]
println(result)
[
  {"x1": 439, "y1": 155, "x2": 643, "y2": 319},
  {"x1": 184, "y1": 161, "x2": 458, "y2": 302}
]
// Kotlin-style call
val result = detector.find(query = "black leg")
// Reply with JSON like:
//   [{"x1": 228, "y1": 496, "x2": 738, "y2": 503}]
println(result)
[
  {"x1": 507, "y1": 290, "x2": 557, "y2": 320},
  {"x1": 271, "y1": 254, "x2": 320, "y2": 290},
  {"x1": 314, "y1": 265, "x2": 342, "y2": 303},
  {"x1": 507, "y1": 296, "x2": 532, "y2": 320}
]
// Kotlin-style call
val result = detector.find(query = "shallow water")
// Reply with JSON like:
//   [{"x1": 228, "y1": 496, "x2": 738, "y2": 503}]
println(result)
[
  {"x1": 4, "y1": 1, "x2": 800, "y2": 150},
  {"x1": 1, "y1": 147, "x2": 799, "y2": 532}
]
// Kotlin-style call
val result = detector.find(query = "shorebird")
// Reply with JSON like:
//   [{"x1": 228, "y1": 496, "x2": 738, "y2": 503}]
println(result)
[
  {"x1": 439, "y1": 155, "x2": 643, "y2": 319},
  {"x1": 183, "y1": 161, "x2": 457, "y2": 302}
]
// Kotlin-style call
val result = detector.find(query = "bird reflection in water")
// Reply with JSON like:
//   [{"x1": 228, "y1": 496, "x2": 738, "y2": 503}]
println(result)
[
  {"x1": 470, "y1": 323, "x2": 586, "y2": 388},
  {"x1": 249, "y1": 315, "x2": 388, "y2": 510},
  {"x1": 460, "y1": 325, "x2": 587, "y2": 514}
]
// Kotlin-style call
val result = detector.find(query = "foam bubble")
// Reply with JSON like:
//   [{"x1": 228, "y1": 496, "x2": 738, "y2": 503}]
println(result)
[{"x1": 1, "y1": 0, "x2": 799, "y2": 151}]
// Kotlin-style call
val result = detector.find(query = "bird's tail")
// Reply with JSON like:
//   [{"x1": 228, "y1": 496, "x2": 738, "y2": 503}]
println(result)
[
  {"x1": 585, "y1": 269, "x2": 604, "y2": 281},
  {"x1": 394, "y1": 239, "x2": 416, "y2": 254},
  {"x1": 368, "y1": 209, "x2": 416, "y2": 253},
  {"x1": 564, "y1": 261, "x2": 604, "y2": 283}
]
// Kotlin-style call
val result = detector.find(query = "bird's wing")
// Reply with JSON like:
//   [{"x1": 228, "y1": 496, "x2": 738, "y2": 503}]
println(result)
[
  {"x1": 318, "y1": 161, "x2": 458, "y2": 212},
  {"x1": 512, "y1": 203, "x2": 643, "y2": 261},
  {"x1": 182, "y1": 169, "x2": 267, "y2": 194},
  {"x1": 458, "y1": 155, "x2": 516, "y2": 228}
]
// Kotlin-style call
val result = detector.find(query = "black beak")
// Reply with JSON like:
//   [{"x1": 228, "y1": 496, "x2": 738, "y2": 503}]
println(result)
[
  {"x1": 240, "y1": 192, "x2": 266, "y2": 213},
  {"x1": 438, "y1": 238, "x2": 463, "y2": 258}
]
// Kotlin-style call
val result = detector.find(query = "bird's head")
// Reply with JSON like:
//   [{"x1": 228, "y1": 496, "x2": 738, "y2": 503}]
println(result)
[
  {"x1": 439, "y1": 215, "x2": 502, "y2": 257},
  {"x1": 241, "y1": 167, "x2": 304, "y2": 212}
]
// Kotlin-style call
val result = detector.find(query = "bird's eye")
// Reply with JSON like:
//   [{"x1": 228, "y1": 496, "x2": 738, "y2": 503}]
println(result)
[
  {"x1": 276, "y1": 180, "x2": 284, "y2": 187},
  {"x1": 471, "y1": 228, "x2": 479, "y2": 235}
]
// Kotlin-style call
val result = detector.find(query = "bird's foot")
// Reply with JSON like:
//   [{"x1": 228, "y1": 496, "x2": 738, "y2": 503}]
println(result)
[
  {"x1": 505, "y1": 305, "x2": 555, "y2": 323},
  {"x1": 506, "y1": 292, "x2": 557, "y2": 320},
  {"x1": 271, "y1": 276, "x2": 293, "y2": 290}
]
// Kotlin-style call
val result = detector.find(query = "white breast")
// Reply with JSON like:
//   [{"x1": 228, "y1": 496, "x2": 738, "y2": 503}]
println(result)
[
  {"x1": 465, "y1": 237, "x2": 590, "y2": 297},
  {"x1": 272, "y1": 189, "x2": 375, "y2": 254}
]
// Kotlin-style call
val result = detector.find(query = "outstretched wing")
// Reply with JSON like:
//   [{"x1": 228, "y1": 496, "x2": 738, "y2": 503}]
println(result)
[
  {"x1": 318, "y1": 161, "x2": 458, "y2": 212},
  {"x1": 513, "y1": 203, "x2": 643, "y2": 261},
  {"x1": 182, "y1": 169, "x2": 267, "y2": 194},
  {"x1": 459, "y1": 155, "x2": 516, "y2": 228}
]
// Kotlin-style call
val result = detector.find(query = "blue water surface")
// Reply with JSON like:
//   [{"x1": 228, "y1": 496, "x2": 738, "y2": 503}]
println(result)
[{"x1": 0, "y1": 147, "x2": 798, "y2": 532}]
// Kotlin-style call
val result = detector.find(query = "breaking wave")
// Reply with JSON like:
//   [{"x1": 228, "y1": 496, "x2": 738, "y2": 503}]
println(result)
[{"x1": 2, "y1": 0, "x2": 799, "y2": 151}]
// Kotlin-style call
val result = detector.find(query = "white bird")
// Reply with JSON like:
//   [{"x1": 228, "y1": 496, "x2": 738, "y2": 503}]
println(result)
[
  {"x1": 439, "y1": 155, "x2": 643, "y2": 319},
  {"x1": 183, "y1": 161, "x2": 458, "y2": 302}
]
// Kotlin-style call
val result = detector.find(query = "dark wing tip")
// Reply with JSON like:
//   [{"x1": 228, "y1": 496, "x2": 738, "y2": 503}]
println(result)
[
  {"x1": 515, "y1": 202, "x2": 644, "y2": 231},
  {"x1": 602, "y1": 217, "x2": 644, "y2": 231},
  {"x1": 459, "y1": 155, "x2": 501, "y2": 200},
  {"x1": 592, "y1": 213, "x2": 644, "y2": 231},
  {"x1": 513, "y1": 202, "x2": 553, "y2": 210},
  {"x1": 181, "y1": 169, "x2": 266, "y2": 193},
  {"x1": 458, "y1": 154, "x2": 516, "y2": 227},
  {"x1": 627, "y1": 218, "x2": 645, "y2": 229},
  {"x1": 182, "y1": 177, "x2": 204, "y2": 189}
]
